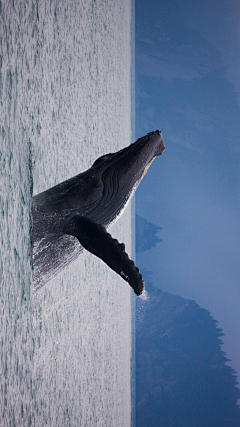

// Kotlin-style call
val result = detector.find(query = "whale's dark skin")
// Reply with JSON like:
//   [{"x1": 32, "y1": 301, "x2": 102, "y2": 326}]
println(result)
[{"x1": 33, "y1": 130, "x2": 165, "y2": 295}]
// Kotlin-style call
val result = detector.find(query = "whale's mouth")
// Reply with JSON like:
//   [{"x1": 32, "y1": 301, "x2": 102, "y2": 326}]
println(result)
[
  {"x1": 90, "y1": 130, "x2": 165, "y2": 226},
  {"x1": 92, "y1": 130, "x2": 165, "y2": 171},
  {"x1": 142, "y1": 156, "x2": 156, "y2": 178},
  {"x1": 101, "y1": 130, "x2": 165, "y2": 185}
]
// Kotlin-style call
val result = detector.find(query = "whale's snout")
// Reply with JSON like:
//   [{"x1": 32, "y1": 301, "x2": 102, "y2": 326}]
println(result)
[{"x1": 149, "y1": 130, "x2": 165, "y2": 156}]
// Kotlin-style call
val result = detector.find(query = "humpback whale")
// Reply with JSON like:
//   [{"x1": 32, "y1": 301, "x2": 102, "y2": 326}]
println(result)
[{"x1": 33, "y1": 130, "x2": 165, "y2": 295}]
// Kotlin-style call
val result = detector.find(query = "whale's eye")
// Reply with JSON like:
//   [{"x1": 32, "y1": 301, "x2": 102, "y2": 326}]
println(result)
[{"x1": 92, "y1": 154, "x2": 114, "y2": 167}]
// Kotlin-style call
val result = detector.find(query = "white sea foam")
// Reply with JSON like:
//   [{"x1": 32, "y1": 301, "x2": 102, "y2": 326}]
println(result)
[{"x1": 140, "y1": 289, "x2": 149, "y2": 301}]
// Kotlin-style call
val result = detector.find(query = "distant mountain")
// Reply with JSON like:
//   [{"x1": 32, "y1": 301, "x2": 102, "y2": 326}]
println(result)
[
  {"x1": 136, "y1": 215, "x2": 162, "y2": 253},
  {"x1": 136, "y1": 273, "x2": 240, "y2": 427}
]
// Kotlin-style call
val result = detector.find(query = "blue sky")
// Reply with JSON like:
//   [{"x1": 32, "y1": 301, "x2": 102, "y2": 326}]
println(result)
[{"x1": 135, "y1": 0, "x2": 240, "y2": 380}]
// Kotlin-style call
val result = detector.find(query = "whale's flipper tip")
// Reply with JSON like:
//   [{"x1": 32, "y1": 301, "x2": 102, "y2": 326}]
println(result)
[
  {"x1": 63, "y1": 215, "x2": 144, "y2": 295},
  {"x1": 119, "y1": 262, "x2": 145, "y2": 296}
]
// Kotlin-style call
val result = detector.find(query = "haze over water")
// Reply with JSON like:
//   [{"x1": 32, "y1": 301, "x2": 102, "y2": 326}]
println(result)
[
  {"x1": 0, "y1": 0, "x2": 133, "y2": 425},
  {"x1": 135, "y1": 0, "x2": 240, "y2": 387}
]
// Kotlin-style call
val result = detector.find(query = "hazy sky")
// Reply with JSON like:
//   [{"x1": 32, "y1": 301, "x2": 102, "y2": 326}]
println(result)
[{"x1": 135, "y1": 0, "x2": 240, "y2": 380}]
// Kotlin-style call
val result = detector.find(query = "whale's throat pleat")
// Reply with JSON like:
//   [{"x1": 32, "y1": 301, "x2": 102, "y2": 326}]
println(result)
[{"x1": 89, "y1": 168, "x2": 140, "y2": 226}]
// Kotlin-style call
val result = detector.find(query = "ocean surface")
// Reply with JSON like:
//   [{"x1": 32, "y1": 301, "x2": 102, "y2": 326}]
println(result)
[{"x1": 0, "y1": 0, "x2": 133, "y2": 425}]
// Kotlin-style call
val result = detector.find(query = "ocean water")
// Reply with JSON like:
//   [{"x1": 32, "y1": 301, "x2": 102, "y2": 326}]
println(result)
[{"x1": 0, "y1": 0, "x2": 133, "y2": 425}]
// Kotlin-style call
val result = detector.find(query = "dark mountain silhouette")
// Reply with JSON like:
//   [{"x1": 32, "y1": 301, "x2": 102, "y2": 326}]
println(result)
[
  {"x1": 136, "y1": 272, "x2": 240, "y2": 427},
  {"x1": 136, "y1": 215, "x2": 162, "y2": 253}
]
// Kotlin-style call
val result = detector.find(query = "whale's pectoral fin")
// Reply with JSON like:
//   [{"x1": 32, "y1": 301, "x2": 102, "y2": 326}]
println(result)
[{"x1": 63, "y1": 215, "x2": 144, "y2": 296}]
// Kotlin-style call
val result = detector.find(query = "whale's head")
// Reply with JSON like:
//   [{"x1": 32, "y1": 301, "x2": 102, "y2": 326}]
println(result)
[{"x1": 90, "y1": 130, "x2": 165, "y2": 226}]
